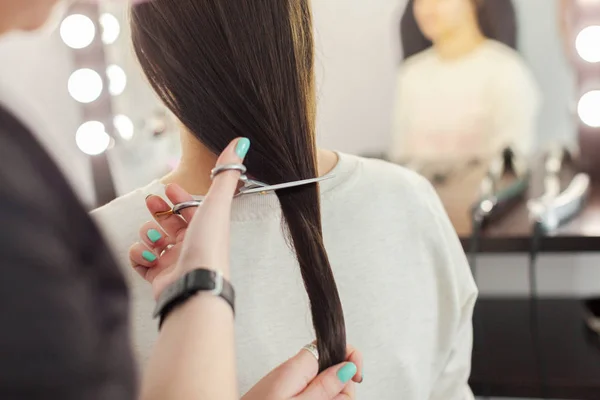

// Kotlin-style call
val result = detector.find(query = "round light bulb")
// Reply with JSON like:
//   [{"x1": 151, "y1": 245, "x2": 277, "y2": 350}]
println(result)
[
  {"x1": 114, "y1": 115, "x2": 135, "y2": 140},
  {"x1": 578, "y1": 90, "x2": 600, "y2": 128},
  {"x1": 100, "y1": 13, "x2": 121, "y2": 45},
  {"x1": 576, "y1": 26, "x2": 600, "y2": 63},
  {"x1": 68, "y1": 68, "x2": 103, "y2": 103},
  {"x1": 76, "y1": 121, "x2": 111, "y2": 155},
  {"x1": 106, "y1": 65, "x2": 127, "y2": 96},
  {"x1": 60, "y1": 14, "x2": 96, "y2": 49}
]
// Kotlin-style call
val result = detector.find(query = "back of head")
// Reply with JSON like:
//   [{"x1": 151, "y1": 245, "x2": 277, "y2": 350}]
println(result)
[{"x1": 131, "y1": 0, "x2": 346, "y2": 370}]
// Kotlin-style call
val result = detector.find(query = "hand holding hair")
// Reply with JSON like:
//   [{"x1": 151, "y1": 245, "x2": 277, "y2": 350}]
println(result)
[
  {"x1": 129, "y1": 137, "x2": 250, "y2": 300},
  {"x1": 243, "y1": 344, "x2": 363, "y2": 400},
  {"x1": 130, "y1": 138, "x2": 362, "y2": 399}
]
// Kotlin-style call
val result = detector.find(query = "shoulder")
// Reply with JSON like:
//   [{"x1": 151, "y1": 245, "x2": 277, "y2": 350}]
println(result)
[
  {"x1": 91, "y1": 181, "x2": 164, "y2": 259},
  {"x1": 352, "y1": 155, "x2": 430, "y2": 190},
  {"x1": 398, "y1": 48, "x2": 436, "y2": 81},
  {"x1": 403, "y1": 47, "x2": 436, "y2": 70},
  {"x1": 480, "y1": 40, "x2": 522, "y2": 62},
  {"x1": 336, "y1": 154, "x2": 476, "y2": 297},
  {"x1": 482, "y1": 40, "x2": 535, "y2": 79},
  {"x1": 339, "y1": 154, "x2": 443, "y2": 219},
  {"x1": 481, "y1": 41, "x2": 540, "y2": 98},
  {"x1": 92, "y1": 182, "x2": 159, "y2": 222}
]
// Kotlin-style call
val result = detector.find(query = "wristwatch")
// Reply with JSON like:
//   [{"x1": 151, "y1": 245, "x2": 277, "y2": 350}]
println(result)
[{"x1": 153, "y1": 268, "x2": 235, "y2": 328}]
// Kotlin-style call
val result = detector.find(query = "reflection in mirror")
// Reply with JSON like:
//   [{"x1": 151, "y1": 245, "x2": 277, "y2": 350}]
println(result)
[
  {"x1": 389, "y1": 3, "x2": 600, "y2": 400},
  {"x1": 394, "y1": 0, "x2": 540, "y2": 175}
]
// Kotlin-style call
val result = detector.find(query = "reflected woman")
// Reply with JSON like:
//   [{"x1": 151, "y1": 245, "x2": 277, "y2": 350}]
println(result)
[
  {"x1": 391, "y1": 0, "x2": 540, "y2": 165},
  {"x1": 401, "y1": 0, "x2": 518, "y2": 60},
  {"x1": 93, "y1": 0, "x2": 477, "y2": 398}
]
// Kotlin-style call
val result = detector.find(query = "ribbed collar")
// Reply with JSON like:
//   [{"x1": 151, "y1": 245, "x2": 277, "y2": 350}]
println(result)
[{"x1": 145, "y1": 152, "x2": 360, "y2": 221}]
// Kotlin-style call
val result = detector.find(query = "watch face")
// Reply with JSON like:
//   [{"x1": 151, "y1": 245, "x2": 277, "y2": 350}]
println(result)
[{"x1": 155, "y1": 269, "x2": 232, "y2": 320}]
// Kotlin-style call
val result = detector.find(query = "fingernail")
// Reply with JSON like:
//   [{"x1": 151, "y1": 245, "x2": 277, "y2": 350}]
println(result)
[
  {"x1": 147, "y1": 229, "x2": 162, "y2": 243},
  {"x1": 145, "y1": 194, "x2": 153, "y2": 200},
  {"x1": 337, "y1": 362, "x2": 357, "y2": 384},
  {"x1": 142, "y1": 250, "x2": 157, "y2": 262},
  {"x1": 235, "y1": 137, "x2": 251, "y2": 159}
]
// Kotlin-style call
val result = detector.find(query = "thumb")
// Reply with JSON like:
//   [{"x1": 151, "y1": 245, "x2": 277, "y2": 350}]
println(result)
[
  {"x1": 177, "y1": 137, "x2": 250, "y2": 273},
  {"x1": 295, "y1": 362, "x2": 357, "y2": 400},
  {"x1": 205, "y1": 137, "x2": 251, "y2": 203}
]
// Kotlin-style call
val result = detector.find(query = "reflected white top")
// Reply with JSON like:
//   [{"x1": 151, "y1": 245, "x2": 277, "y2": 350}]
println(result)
[
  {"x1": 92, "y1": 153, "x2": 477, "y2": 399},
  {"x1": 391, "y1": 40, "x2": 541, "y2": 163}
]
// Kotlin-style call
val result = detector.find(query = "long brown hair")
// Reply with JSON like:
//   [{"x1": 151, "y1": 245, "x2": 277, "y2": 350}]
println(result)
[{"x1": 130, "y1": 0, "x2": 346, "y2": 371}]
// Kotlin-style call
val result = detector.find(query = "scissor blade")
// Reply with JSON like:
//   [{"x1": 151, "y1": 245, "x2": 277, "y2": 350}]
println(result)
[{"x1": 239, "y1": 175, "x2": 335, "y2": 195}]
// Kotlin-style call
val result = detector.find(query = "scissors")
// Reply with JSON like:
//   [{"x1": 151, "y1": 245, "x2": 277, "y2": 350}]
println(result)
[{"x1": 154, "y1": 163, "x2": 334, "y2": 217}]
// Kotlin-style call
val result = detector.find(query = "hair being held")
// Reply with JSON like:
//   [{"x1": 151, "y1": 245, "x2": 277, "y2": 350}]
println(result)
[{"x1": 130, "y1": 0, "x2": 347, "y2": 371}]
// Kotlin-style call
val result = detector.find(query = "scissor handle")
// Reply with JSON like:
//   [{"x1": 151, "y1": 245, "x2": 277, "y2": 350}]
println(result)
[{"x1": 172, "y1": 200, "x2": 203, "y2": 215}]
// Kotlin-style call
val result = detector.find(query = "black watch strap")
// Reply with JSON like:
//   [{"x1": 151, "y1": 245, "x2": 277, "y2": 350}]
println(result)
[{"x1": 153, "y1": 269, "x2": 235, "y2": 328}]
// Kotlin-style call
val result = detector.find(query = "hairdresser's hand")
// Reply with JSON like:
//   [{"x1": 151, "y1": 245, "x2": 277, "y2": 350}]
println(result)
[
  {"x1": 243, "y1": 345, "x2": 363, "y2": 400},
  {"x1": 129, "y1": 138, "x2": 249, "y2": 299}
]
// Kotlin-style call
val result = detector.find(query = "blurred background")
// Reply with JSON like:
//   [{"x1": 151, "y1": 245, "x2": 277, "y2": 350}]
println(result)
[
  {"x1": 1, "y1": 0, "x2": 600, "y2": 399},
  {"x1": 0, "y1": 0, "x2": 581, "y2": 205}
]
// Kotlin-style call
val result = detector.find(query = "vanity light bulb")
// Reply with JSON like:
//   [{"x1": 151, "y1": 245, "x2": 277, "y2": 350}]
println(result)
[
  {"x1": 68, "y1": 69, "x2": 103, "y2": 104},
  {"x1": 76, "y1": 121, "x2": 111, "y2": 155},
  {"x1": 60, "y1": 14, "x2": 96, "y2": 49}
]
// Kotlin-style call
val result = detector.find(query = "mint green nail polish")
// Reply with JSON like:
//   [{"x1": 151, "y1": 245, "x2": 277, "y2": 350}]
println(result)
[
  {"x1": 337, "y1": 362, "x2": 357, "y2": 384},
  {"x1": 142, "y1": 251, "x2": 157, "y2": 262},
  {"x1": 147, "y1": 229, "x2": 162, "y2": 243},
  {"x1": 235, "y1": 137, "x2": 251, "y2": 159}
]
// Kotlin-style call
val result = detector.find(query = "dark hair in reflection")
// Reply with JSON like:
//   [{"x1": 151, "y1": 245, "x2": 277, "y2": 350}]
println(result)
[
  {"x1": 401, "y1": 0, "x2": 518, "y2": 60},
  {"x1": 131, "y1": 0, "x2": 346, "y2": 371}
]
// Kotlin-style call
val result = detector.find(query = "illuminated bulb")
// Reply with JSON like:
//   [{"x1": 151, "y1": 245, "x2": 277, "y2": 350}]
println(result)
[
  {"x1": 114, "y1": 115, "x2": 134, "y2": 140},
  {"x1": 107, "y1": 65, "x2": 127, "y2": 96},
  {"x1": 576, "y1": 26, "x2": 600, "y2": 63},
  {"x1": 76, "y1": 121, "x2": 111, "y2": 155},
  {"x1": 481, "y1": 200, "x2": 494, "y2": 213},
  {"x1": 68, "y1": 69, "x2": 103, "y2": 103},
  {"x1": 60, "y1": 14, "x2": 95, "y2": 49},
  {"x1": 578, "y1": 90, "x2": 600, "y2": 128},
  {"x1": 100, "y1": 13, "x2": 120, "y2": 45}
]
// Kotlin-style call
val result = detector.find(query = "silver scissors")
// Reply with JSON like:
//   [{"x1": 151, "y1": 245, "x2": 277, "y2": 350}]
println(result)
[{"x1": 154, "y1": 163, "x2": 334, "y2": 217}]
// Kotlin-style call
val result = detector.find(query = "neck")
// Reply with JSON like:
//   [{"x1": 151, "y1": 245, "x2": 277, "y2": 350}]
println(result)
[
  {"x1": 161, "y1": 131, "x2": 339, "y2": 196},
  {"x1": 434, "y1": 24, "x2": 486, "y2": 60},
  {"x1": 0, "y1": 14, "x2": 14, "y2": 35}
]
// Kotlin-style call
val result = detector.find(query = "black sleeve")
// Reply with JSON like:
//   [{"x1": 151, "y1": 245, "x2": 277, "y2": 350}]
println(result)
[
  {"x1": 0, "y1": 193, "x2": 97, "y2": 397},
  {"x1": 0, "y1": 108, "x2": 136, "y2": 400}
]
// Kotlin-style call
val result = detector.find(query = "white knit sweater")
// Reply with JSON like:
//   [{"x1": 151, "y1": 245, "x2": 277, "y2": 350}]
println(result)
[{"x1": 92, "y1": 153, "x2": 477, "y2": 399}]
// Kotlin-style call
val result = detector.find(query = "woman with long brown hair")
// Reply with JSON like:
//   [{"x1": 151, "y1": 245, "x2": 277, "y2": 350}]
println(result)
[
  {"x1": 391, "y1": 0, "x2": 540, "y2": 167},
  {"x1": 0, "y1": 0, "x2": 361, "y2": 398},
  {"x1": 94, "y1": 0, "x2": 477, "y2": 398}
]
